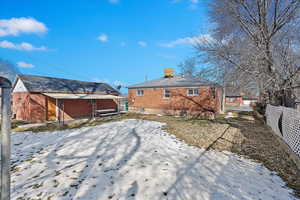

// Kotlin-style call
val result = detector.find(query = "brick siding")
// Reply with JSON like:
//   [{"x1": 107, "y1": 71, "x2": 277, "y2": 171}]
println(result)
[
  {"x1": 128, "y1": 87, "x2": 222, "y2": 115},
  {"x1": 13, "y1": 92, "x2": 47, "y2": 122},
  {"x1": 225, "y1": 97, "x2": 243, "y2": 106},
  {"x1": 13, "y1": 92, "x2": 119, "y2": 122}
]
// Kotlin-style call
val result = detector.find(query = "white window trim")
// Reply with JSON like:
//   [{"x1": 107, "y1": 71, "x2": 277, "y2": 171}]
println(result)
[
  {"x1": 163, "y1": 89, "x2": 171, "y2": 99},
  {"x1": 187, "y1": 88, "x2": 199, "y2": 96},
  {"x1": 136, "y1": 89, "x2": 144, "y2": 96}
]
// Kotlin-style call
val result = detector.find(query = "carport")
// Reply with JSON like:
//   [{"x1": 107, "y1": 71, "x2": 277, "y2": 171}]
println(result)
[
  {"x1": 12, "y1": 74, "x2": 122, "y2": 123},
  {"x1": 43, "y1": 93, "x2": 124, "y2": 123}
]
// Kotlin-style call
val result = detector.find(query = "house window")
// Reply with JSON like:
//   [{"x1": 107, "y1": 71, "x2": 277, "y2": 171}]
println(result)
[
  {"x1": 163, "y1": 89, "x2": 171, "y2": 99},
  {"x1": 187, "y1": 88, "x2": 199, "y2": 96},
  {"x1": 136, "y1": 89, "x2": 144, "y2": 96}
]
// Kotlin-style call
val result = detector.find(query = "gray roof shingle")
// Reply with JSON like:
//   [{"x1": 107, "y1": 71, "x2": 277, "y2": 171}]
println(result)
[
  {"x1": 128, "y1": 75, "x2": 219, "y2": 89},
  {"x1": 16, "y1": 74, "x2": 120, "y2": 94}
]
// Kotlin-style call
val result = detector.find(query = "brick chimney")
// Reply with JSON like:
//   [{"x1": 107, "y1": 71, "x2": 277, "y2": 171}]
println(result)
[{"x1": 164, "y1": 68, "x2": 174, "y2": 78}]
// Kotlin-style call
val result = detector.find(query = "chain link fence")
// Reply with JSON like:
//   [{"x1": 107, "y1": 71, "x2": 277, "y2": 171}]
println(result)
[{"x1": 266, "y1": 104, "x2": 300, "y2": 158}]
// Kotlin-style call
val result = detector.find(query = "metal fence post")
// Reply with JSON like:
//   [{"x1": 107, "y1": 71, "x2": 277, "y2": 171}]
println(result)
[{"x1": 0, "y1": 77, "x2": 12, "y2": 200}]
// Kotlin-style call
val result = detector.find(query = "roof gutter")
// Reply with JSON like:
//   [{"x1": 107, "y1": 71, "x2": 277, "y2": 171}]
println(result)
[{"x1": 128, "y1": 85, "x2": 221, "y2": 89}]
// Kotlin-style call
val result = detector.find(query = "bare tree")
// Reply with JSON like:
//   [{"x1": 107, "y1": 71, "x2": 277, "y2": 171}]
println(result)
[
  {"x1": 178, "y1": 57, "x2": 197, "y2": 76},
  {"x1": 192, "y1": 0, "x2": 300, "y2": 106}
]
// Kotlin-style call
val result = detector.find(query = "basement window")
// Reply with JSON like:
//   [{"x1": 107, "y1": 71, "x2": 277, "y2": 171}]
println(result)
[
  {"x1": 187, "y1": 88, "x2": 199, "y2": 96},
  {"x1": 163, "y1": 89, "x2": 171, "y2": 99},
  {"x1": 136, "y1": 89, "x2": 144, "y2": 96}
]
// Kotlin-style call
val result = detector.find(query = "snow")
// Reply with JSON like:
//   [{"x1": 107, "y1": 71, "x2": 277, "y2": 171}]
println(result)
[{"x1": 11, "y1": 119, "x2": 297, "y2": 200}]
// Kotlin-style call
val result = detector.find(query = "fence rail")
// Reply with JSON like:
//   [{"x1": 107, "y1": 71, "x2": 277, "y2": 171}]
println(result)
[{"x1": 266, "y1": 104, "x2": 300, "y2": 158}]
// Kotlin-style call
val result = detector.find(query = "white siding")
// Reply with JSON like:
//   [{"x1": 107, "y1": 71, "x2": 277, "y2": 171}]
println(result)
[{"x1": 13, "y1": 79, "x2": 28, "y2": 92}]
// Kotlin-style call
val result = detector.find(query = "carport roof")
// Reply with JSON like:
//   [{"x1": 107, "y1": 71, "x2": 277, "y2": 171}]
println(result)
[{"x1": 43, "y1": 93, "x2": 123, "y2": 99}]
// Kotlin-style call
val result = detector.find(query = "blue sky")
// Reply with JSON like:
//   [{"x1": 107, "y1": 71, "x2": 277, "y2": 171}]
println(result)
[{"x1": 0, "y1": 0, "x2": 210, "y2": 91}]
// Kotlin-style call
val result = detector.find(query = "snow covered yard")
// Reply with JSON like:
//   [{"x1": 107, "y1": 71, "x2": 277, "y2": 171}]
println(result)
[{"x1": 11, "y1": 119, "x2": 297, "y2": 200}]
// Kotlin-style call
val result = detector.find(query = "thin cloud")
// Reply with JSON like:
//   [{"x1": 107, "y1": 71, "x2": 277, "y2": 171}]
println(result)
[
  {"x1": 0, "y1": 17, "x2": 47, "y2": 37},
  {"x1": 138, "y1": 41, "x2": 147, "y2": 47},
  {"x1": 17, "y1": 61, "x2": 34, "y2": 68},
  {"x1": 159, "y1": 34, "x2": 213, "y2": 48},
  {"x1": 97, "y1": 34, "x2": 108, "y2": 43},
  {"x1": 0, "y1": 40, "x2": 47, "y2": 51}
]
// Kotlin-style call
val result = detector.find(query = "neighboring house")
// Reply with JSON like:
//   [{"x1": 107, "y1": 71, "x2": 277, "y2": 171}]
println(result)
[
  {"x1": 225, "y1": 87, "x2": 258, "y2": 106},
  {"x1": 225, "y1": 87, "x2": 243, "y2": 106},
  {"x1": 12, "y1": 74, "x2": 121, "y2": 123},
  {"x1": 242, "y1": 96, "x2": 258, "y2": 106},
  {"x1": 127, "y1": 69, "x2": 223, "y2": 116}
]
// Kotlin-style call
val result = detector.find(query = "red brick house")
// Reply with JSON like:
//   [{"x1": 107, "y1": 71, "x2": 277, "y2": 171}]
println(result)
[
  {"x1": 12, "y1": 74, "x2": 121, "y2": 123},
  {"x1": 225, "y1": 87, "x2": 258, "y2": 106},
  {"x1": 128, "y1": 69, "x2": 223, "y2": 116},
  {"x1": 225, "y1": 87, "x2": 243, "y2": 106}
]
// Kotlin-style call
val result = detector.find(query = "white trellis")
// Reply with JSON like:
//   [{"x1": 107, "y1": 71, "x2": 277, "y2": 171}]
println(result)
[{"x1": 266, "y1": 104, "x2": 300, "y2": 158}]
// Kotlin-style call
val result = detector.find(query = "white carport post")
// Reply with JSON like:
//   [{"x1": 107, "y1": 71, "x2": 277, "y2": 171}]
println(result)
[{"x1": 0, "y1": 77, "x2": 12, "y2": 200}]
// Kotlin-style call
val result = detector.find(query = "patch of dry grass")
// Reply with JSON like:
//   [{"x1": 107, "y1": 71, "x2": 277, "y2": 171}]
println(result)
[
  {"x1": 123, "y1": 112, "x2": 300, "y2": 197},
  {"x1": 223, "y1": 114, "x2": 300, "y2": 197}
]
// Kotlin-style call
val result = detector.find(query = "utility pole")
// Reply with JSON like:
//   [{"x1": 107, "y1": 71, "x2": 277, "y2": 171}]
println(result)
[
  {"x1": 0, "y1": 77, "x2": 12, "y2": 200},
  {"x1": 222, "y1": 68, "x2": 227, "y2": 114},
  {"x1": 222, "y1": 86, "x2": 226, "y2": 113}
]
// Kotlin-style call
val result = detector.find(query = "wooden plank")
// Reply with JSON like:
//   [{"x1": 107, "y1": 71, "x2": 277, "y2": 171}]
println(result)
[{"x1": 47, "y1": 97, "x2": 56, "y2": 121}]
